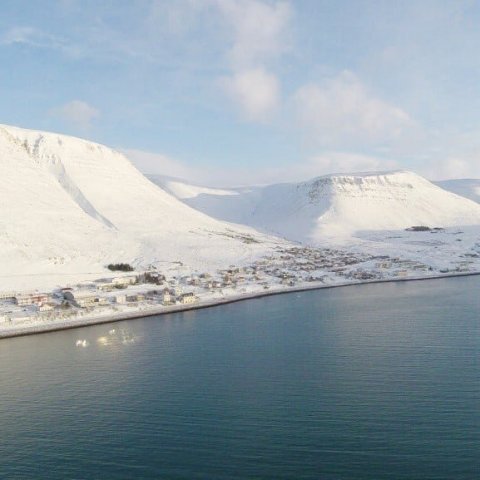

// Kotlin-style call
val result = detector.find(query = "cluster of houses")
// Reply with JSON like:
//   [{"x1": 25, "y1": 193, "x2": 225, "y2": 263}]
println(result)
[
  {"x1": 3, "y1": 241, "x2": 478, "y2": 326},
  {"x1": 248, "y1": 246, "x2": 377, "y2": 285},
  {"x1": 0, "y1": 291, "x2": 59, "y2": 323},
  {"x1": 373, "y1": 258, "x2": 432, "y2": 277},
  {"x1": 63, "y1": 273, "x2": 199, "y2": 309},
  {"x1": 246, "y1": 247, "x2": 436, "y2": 284},
  {"x1": 451, "y1": 259, "x2": 476, "y2": 273},
  {"x1": 0, "y1": 291, "x2": 57, "y2": 309},
  {"x1": 0, "y1": 272, "x2": 201, "y2": 324}
]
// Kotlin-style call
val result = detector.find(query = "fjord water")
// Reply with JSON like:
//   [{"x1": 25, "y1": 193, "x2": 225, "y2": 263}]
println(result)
[{"x1": 1, "y1": 278, "x2": 479, "y2": 479}]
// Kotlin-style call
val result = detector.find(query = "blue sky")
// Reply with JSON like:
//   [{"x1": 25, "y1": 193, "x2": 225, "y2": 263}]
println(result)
[{"x1": 1, "y1": 0, "x2": 480, "y2": 185}]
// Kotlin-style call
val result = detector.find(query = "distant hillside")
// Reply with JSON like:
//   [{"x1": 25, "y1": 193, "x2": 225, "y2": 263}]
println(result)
[
  {"x1": 0, "y1": 124, "x2": 282, "y2": 291},
  {"x1": 151, "y1": 171, "x2": 480, "y2": 244}
]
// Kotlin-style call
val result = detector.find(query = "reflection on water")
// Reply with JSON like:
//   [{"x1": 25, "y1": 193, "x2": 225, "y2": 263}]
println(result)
[
  {"x1": 94, "y1": 328, "x2": 139, "y2": 348},
  {"x1": 73, "y1": 326, "x2": 140, "y2": 349}
]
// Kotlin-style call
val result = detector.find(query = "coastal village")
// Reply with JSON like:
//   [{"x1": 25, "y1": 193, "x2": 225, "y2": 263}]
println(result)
[{"x1": 2, "y1": 232, "x2": 479, "y2": 333}]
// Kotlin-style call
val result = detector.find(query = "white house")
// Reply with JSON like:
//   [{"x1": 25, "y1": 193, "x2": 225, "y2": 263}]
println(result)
[
  {"x1": 112, "y1": 276, "x2": 137, "y2": 287},
  {"x1": 115, "y1": 294, "x2": 127, "y2": 304}
]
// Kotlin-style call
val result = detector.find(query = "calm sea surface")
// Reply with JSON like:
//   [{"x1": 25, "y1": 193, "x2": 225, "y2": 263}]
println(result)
[{"x1": 0, "y1": 277, "x2": 479, "y2": 479}]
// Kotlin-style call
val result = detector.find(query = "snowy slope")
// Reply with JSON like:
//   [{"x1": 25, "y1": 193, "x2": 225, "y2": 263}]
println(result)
[
  {"x1": 151, "y1": 171, "x2": 480, "y2": 244},
  {"x1": 435, "y1": 179, "x2": 480, "y2": 204},
  {"x1": 0, "y1": 125, "x2": 283, "y2": 291},
  {"x1": 149, "y1": 176, "x2": 262, "y2": 226}
]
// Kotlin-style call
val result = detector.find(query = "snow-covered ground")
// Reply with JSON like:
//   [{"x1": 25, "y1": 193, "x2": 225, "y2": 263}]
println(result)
[{"x1": 152, "y1": 171, "x2": 480, "y2": 243}]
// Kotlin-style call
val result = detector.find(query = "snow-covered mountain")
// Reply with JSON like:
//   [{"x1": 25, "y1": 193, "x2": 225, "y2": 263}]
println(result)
[
  {"x1": 0, "y1": 124, "x2": 282, "y2": 291},
  {"x1": 151, "y1": 171, "x2": 480, "y2": 244},
  {"x1": 435, "y1": 179, "x2": 480, "y2": 204},
  {"x1": 4, "y1": 122, "x2": 480, "y2": 292}
]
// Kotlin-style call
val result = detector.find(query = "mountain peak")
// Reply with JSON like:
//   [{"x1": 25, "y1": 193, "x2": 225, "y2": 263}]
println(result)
[
  {"x1": 155, "y1": 171, "x2": 480, "y2": 244},
  {"x1": 0, "y1": 123, "x2": 280, "y2": 291}
]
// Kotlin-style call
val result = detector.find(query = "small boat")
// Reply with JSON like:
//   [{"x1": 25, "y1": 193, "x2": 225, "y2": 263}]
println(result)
[{"x1": 75, "y1": 339, "x2": 89, "y2": 347}]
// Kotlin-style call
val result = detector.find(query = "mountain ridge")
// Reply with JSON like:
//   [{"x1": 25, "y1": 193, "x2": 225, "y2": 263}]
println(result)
[
  {"x1": 152, "y1": 170, "x2": 480, "y2": 243},
  {"x1": 0, "y1": 124, "x2": 283, "y2": 291}
]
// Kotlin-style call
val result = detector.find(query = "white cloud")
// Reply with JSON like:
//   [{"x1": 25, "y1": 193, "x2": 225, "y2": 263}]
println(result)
[
  {"x1": 0, "y1": 26, "x2": 66, "y2": 50},
  {"x1": 213, "y1": 0, "x2": 291, "y2": 123},
  {"x1": 239, "y1": 152, "x2": 399, "y2": 185},
  {"x1": 0, "y1": 25, "x2": 85, "y2": 58},
  {"x1": 50, "y1": 100, "x2": 100, "y2": 131},
  {"x1": 215, "y1": 0, "x2": 292, "y2": 69},
  {"x1": 125, "y1": 146, "x2": 397, "y2": 187},
  {"x1": 220, "y1": 68, "x2": 280, "y2": 121},
  {"x1": 293, "y1": 71, "x2": 414, "y2": 148},
  {"x1": 425, "y1": 154, "x2": 480, "y2": 181}
]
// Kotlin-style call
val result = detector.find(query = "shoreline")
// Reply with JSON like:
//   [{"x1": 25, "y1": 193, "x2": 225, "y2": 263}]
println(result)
[{"x1": 1, "y1": 270, "x2": 479, "y2": 340}]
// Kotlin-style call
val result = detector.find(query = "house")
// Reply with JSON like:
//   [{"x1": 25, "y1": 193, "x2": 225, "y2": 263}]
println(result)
[
  {"x1": 15, "y1": 293, "x2": 49, "y2": 306},
  {"x1": 137, "y1": 272, "x2": 165, "y2": 285},
  {"x1": 112, "y1": 276, "x2": 137, "y2": 288},
  {"x1": 145, "y1": 290, "x2": 160, "y2": 300},
  {"x1": 115, "y1": 294, "x2": 127, "y2": 304},
  {"x1": 8, "y1": 312, "x2": 32, "y2": 322},
  {"x1": 189, "y1": 277, "x2": 201, "y2": 286},
  {"x1": 64, "y1": 290, "x2": 98, "y2": 308},
  {"x1": 39, "y1": 303, "x2": 55, "y2": 312},
  {"x1": 413, "y1": 264, "x2": 430, "y2": 271},
  {"x1": 0, "y1": 292, "x2": 16, "y2": 302},
  {"x1": 162, "y1": 288, "x2": 173, "y2": 306},
  {"x1": 178, "y1": 292, "x2": 197, "y2": 305},
  {"x1": 375, "y1": 261, "x2": 392, "y2": 269},
  {"x1": 97, "y1": 282, "x2": 115, "y2": 292},
  {"x1": 170, "y1": 285, "x2": 182, "y2": 296},
  {"x1": 124, "y1": 294, "x2": 145, "y2": 302}
]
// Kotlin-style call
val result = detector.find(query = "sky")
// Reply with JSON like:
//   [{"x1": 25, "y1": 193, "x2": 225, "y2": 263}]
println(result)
[{"x1": 1, "y1": 0, "x2": 480, "y2": 185}]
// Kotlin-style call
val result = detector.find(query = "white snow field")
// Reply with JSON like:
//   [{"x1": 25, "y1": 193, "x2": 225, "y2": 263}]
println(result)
[
  {"x1": 0, "y1": 124, "x2": 285, "y2": 292},
  {"x1": 150, "y1": 171, "x2": 480, "y2": 244},
  {"x1": 435, "y1": 179, "x2": 480, "y2": 204}
]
